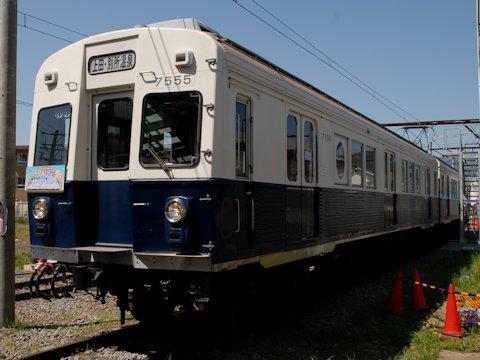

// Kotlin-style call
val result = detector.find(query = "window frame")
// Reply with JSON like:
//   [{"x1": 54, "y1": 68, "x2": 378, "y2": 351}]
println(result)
[
  {"x1": 414, "y1": 164, "x2": 421, "y2": 194},
  {"x1": 365, "y1": 145, "x2": 376, "y2": 189},
  {"x1": 303, "y1": 119, "x2": 315, "y2": 184},
  {"x1": 286, "y1": 113, "x2": 299, "y2": 182},
  {"x1": 425, "y1": 167, "x2": 431, "y2": 196},
  {"x1": 334, "y1": 134, "x2": 348, "y2": 185},
  {"x1": 235, "y1": 95, "x2": 251, "y2": 179},
  {"x1": 97, "y1": 97, "x2": 133, "y2": 171},
  {"x1": 408, "y1": 162, "x2": 415, "y2": 193},
  {"x1": 350, "y1": 140, "x2": 364, "y2": 187},
  {"x1": 139, "y1": 91, "x2": 203, "y2": 170},
  {"x1": 389, "y1": 152, "x2": 396, "y2": 192},
  {"x1": 17, "y1": 153, "x2": 28, "y2": 166},
  {"x1": 34, "y1": 103, "x2": 72, "y2": 167},
  {"x1": 401, "y1": 160, "x2": 407, "y2": 192},
  {"x1": 16, "y1": 177, "x2": 25, "y2": 188},
  {"x1": 384, "y1": 152, "x2": 388, "y2": 191}
]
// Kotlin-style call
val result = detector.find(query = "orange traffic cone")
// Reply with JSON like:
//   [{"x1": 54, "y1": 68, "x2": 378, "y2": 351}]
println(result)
[
  {"x1": 413, "y1": 269, "x2": 428, "y2": 311},
  {"x1": 387, "y1": 272, "x2": 403, "y2": 314},
  {"x1": 441, "y1": 284, "x2": 465, "y2": 338}
]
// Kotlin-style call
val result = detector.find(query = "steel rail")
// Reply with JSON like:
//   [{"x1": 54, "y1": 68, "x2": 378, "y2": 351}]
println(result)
[
  {"x1": 18, "y1": 324, "x2": 142, "y2": 360},
  {"x1": 14, "y1": 274, "x2": 72, "y2": 290},
  {"x1": 14, "y1": 284, "x2": 74, "y2": 301}
]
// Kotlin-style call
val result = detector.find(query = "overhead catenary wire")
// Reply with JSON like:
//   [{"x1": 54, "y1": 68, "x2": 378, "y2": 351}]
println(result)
[
  {"x1": 17, "y1": 10, "x2": 88, "y2": 37},
  {"x1": 15, "y1": 10, "x2": 90, "y2": 105},
  {"x1": 248, "y1": 0, "x2": 421, "y2": 123},
  {"x1": 232, "y1": 0, "x2": 448, "y2": 153},
  {"x1": 16, "y1": 100, "x2": 32, "y2": 107},
  {"x1": 232, "y1": 0, "x2": 411, "y2": 123},
  {"x1": 17, "y1": 22, "x2": 73, "y2": 43},
  {"x1": 16, "y1": 9, "x2": 89, "y2": 44}
]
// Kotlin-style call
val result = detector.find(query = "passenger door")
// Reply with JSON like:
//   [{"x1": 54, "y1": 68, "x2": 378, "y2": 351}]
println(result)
[
  {"x1": 301, "y1": 118, "x2": 316, "y2": 239},
  {"x1": 286, "y1": 113, "x2": 317, "y2": 243},
  {"x1": 384, "y1": 151, "x2": 397, "y2": 226},
  {"x1": 286, "y1": 113, "x2": 301, "y2": 243},
  {"x1": 91, "y1": 92, "x2": 134, "y2": 246},
  {"x1": 233, "y1": 97, "x2": 253, "y2": 251}
]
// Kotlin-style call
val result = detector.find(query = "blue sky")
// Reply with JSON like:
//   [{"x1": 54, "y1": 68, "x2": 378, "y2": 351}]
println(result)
[{"x1": 16, "y1": 0, "x2": 478, "y2": 145}]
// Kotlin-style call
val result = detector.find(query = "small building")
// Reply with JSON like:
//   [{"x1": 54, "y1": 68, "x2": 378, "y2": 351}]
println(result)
[{"x1": 15, "y1": 145, "x2": 28, "y2": 204}]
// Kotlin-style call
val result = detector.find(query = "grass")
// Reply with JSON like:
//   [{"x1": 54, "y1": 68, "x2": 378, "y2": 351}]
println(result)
[
  {"x1": 192, "y1": 234, "x2": 480, "y2": 360},
  {"x1": 15, "y1": 218, "x2": 31, "y2": 271},
  {"x1": 398, "y1": 251, "x2": 480, "y2": 360}
]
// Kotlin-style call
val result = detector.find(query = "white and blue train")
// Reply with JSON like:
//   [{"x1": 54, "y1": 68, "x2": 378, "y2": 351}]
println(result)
[{"x1": 26, "y1": 18, "x2": 460, "y2": 320}]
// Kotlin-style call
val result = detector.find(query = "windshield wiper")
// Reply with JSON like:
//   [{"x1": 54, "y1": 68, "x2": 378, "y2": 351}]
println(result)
[{"x1": 145, "y1": 143, "x2": 174, "y2": 179}]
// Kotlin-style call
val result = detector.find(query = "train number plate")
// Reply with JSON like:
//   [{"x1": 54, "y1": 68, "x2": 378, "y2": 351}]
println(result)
[{"x1": 89, "y1": 51, "x2": 135, "y2": 75}]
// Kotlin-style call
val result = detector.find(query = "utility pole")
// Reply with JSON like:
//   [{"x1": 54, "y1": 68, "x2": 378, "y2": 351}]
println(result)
[{"x1": 0, "y1": 0, "x2": 17, "y2": 327}]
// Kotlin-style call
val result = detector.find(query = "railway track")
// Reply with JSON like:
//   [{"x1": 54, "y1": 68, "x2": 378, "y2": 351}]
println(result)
[
  {"x1": 14, "y1": 274, "x2": 73, "y2": 301},
  {"x1": 18, "y1": 325, "x2": 142, "y2": 360},
  {"x1": 11, "y1": 232, "x2": 455, "y2": 359}
]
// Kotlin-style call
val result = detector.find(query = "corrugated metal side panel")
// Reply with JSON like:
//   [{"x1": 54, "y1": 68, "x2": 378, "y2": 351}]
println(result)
[
  {"x1": 449, "y1": 200, "x2": 460, "y2": 219},
  {"x1": 323, "y1": 189, "x2": 384, "y2": 238},
  {"x1": 397, "y1": 194, "x2": 428, "y2": 226},
  {"x1": 440, "y1": 199, "x2": 448, "y2": 220},
  {"x1": 431, "y1": 198, "x2": 440, "y2": 222},
  {"x1": 253, "y1": 183, "x2": 286, "y2": 253}
]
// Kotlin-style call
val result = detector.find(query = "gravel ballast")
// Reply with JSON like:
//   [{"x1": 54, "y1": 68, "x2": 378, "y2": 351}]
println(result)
[{"x1": 0, "y1": 292, "x2": 136, "y2": 360}]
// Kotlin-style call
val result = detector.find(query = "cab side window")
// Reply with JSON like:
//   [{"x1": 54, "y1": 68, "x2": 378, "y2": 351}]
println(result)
[
  {"x1": 287, "y1": 114, "x2": 298, "y2": 182},
  {"x1": 236, "y1": 97, "x2": 250, "y2": 178}
]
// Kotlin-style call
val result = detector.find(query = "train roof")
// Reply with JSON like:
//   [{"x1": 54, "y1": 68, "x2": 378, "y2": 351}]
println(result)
[{"x1": 147, "y1": 18, "x2": 457, "y2": 173}]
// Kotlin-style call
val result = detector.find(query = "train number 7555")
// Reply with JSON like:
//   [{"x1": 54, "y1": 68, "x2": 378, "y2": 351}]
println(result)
[{"x1": 156, "y1": 74, "x2": 192, "y2": 87}]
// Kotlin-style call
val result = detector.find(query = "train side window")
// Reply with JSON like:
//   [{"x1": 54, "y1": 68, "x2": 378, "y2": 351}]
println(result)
[
  {"x1": 303, "y1": 121, "x2": 314, "y2": 183},
  {"x1": 335, "y1": 135, "x2": 348, "y2": 185},
  {"x1": 389, "y1": 153, "x2": 396, "y2": 192},
  {"x1": 425, "y1": 167, "x2": 431, "y2": 195},
  {"x1": 446, "y1": 176, "x2": 450, "y2": 198},
  {"x1": 402, "y1": 160, "x2": 407, "y2": 192},
  {"x1": 365, "y1": 146, "x2": 376, "y2": 188},
  {"x1": 384, "y1": 153, "x2": 388, "y2": 191},
  {"x1": 440, "y1": 175, "x2": 444, "y2": 196},
  {"x1": 287, "y1": 114, "x2": 298, "y2": 182},
  {"x1": 408, "y1": 162, "x2": 415, "y2": 193},
  {"x1": 414, "y1": 165, "x2": 421, "y2": 194},
  {"x1": 236, "y1": 97, "x2": 250, "y2": 178},
  {"x1": 351, "y1": 141, "x2": 363, "y2": 186}
]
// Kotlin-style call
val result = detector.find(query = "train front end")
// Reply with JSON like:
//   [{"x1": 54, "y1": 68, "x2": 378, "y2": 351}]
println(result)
[{"x1": 26, "y1": 19, "x2": 229, "y2": 320}]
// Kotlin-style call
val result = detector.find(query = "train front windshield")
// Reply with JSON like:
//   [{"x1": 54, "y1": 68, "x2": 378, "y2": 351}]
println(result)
[
  {"x1": 33, "y1": 104, "x2": 72, "y2": 166},
  {"x1": 140, "y1": 91, "x2": 201, "y2": 166}
]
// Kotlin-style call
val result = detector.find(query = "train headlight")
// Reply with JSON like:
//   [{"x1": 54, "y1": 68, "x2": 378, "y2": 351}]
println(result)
[
  {"x1": 32, "y1": 197, "x2": 51, "y2": 221},
  {"x1": 165, "y1": 198, "x2": 187, "y2": 223}
]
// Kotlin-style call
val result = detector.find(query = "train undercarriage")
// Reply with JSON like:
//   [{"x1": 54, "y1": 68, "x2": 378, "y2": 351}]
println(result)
[{"x1": 67, "y1": 221, "x2": 459, "y2": 325}]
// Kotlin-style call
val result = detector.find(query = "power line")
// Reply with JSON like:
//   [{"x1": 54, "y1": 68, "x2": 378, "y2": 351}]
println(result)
[
  {"x1": 16, "y1": 100, "x2": 32, "y2": 107},
  {"x1": 17, "y1": 10, "x2": 88, "y2": 37},
  {"x1": 248, "y1": 0, "x2": 421, "y2": 123},
  {"x1": 17, "y1": 23, "x2": 73, "y2": 43},
  {"x1": 232, "y1": 0, "x2": 410, "y2": 122},
  {"x1": 232, "y1": 0, "x2": 448, "y2": 152}
]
